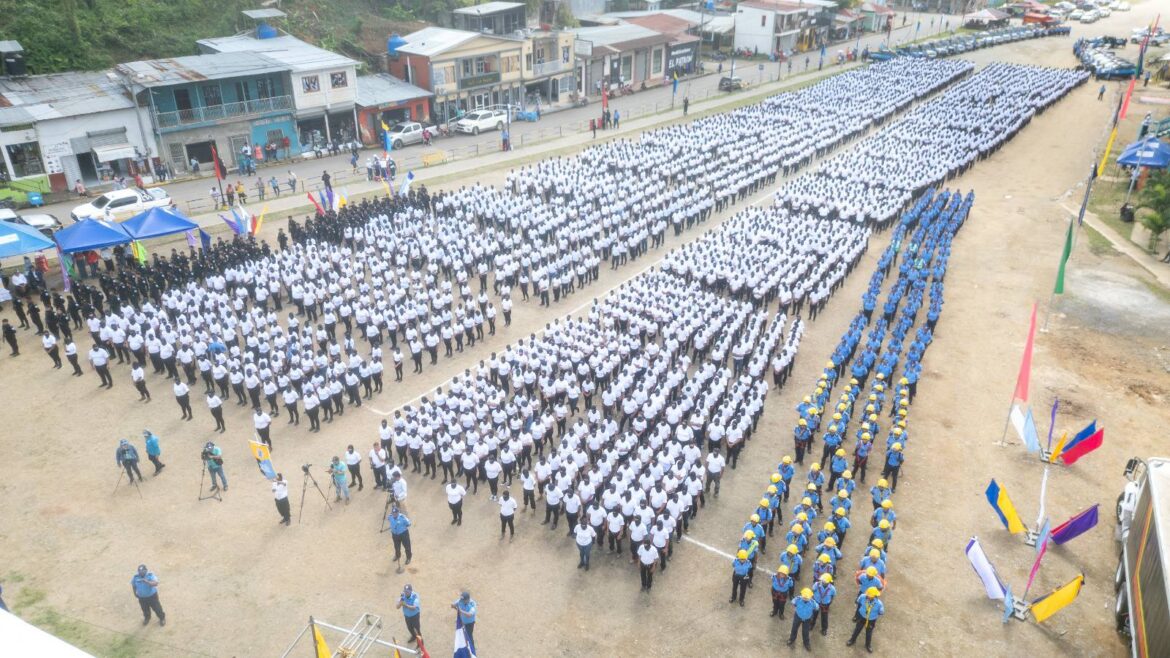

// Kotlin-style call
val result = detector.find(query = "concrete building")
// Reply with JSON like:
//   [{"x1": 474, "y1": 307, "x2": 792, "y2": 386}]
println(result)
[
  {"x1": 735, "y1": 0, "x2": 818, "y2": 55},
  {"x1": 354, "y1": 73, "x2": 433, "y2": 145},
  {"x1": 196, "y1": 33, "x2": 361, "y2": 149},
  {"x1": 623, "y1": 14, "x2": 702, "y2": 78},
  {"x1": 570, "y1": 24, "x2": 671, "y2": 96}
]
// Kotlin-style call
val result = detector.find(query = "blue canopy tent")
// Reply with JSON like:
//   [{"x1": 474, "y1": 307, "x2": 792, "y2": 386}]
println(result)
[
  {"x1": 121, "y1": 206, "x2": 198, "y2": 240},
  {"x1": 0, "y1": 221, "x2": 55, "y2": 258},
  {"x1": 53, "y1": 218, "x2": 132, "y2": 254},
  {"x1": 1117, "y1": 137, "x2": 1170, "y2": 169}
]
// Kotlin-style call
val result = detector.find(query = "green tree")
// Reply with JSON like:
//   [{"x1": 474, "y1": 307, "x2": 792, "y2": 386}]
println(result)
[{"x1": 1137, "y1": 169, "x2": 1170, "y2": 252}]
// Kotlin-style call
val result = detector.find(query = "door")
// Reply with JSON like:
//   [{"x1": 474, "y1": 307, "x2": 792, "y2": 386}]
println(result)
[
  {"x1": 472, "y1": 92, "x2": 489, "y2": 109},
  {"x1": 551, "y1": 77, "x2": 560, "y2": 100},
  {"x1": 228, "y1": 135, "x2": 250, "y2": 165},
  {"x1": 173, "y1": 89, "x2": 193, "y2": 111}
]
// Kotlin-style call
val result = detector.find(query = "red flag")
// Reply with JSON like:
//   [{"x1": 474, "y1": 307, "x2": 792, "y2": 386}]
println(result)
[
  {"x1": 416, "y1": 636, "x2": 431, "y2": 658},
  {"x1": 1025, "y1": 539, "x2": 1047, "y2": 595},
  {"x1": 602, "y1": 87, "x2": 608, "y2": 110},
  {"x1": 1013, "y1": 303, "x2": 1038, "y2": 403},
  {"x1": 1119, "y1": 78, "x2": 1136, "y2": 120},
  {"x1": 209, "y1": 145, "x2": 224, "y2": 181},
  {"x1": 1059, "y1": 428, "x2": 1103, "y2": 465},
  {"x1": 306, "y1": 192, "x2": 325, "y2": 216}
]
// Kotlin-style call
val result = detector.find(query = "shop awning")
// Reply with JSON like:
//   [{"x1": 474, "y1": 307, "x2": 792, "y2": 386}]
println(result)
[{"x1": 92, "y1": 144, "x2": 136, "y2": 163}]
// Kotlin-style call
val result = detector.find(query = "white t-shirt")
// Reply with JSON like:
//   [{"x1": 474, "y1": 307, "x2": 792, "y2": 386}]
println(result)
[
  {"x1": 272, "y1": 481, "x2": 288, "y2": 500},
  {"x1": 447, "y1": 484, "x2": 467, "y2": 504},
  {"x1": 574, "y1": 525, "x2": 597, "y2": 547},
  {"x1": 499, "y1": 497, "x2": 518, "y2": 517},
  {"x1": 637, "y1": 544, "x2": 659, "y2": 566}
]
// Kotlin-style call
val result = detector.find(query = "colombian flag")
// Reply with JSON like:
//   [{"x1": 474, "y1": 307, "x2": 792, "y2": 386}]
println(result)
[{"x1": 985, "y1": 479, "x2": 1026, "y2": 534}]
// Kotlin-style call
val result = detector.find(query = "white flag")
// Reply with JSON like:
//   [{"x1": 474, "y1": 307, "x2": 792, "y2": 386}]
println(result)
[
  {"x1": 965, "y1": 536, "x2": 1006, "y2": 600},
  {"x1": 399, "y1": 171, "x2": 415, "y2": 195}
]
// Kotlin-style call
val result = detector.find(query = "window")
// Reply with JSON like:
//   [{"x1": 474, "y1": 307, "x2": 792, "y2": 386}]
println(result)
[
  {"x1": 761, "y1": 14, "x2": 767, "y2": 27},
  {"x1": 5, "y1": 142, "x2": 44, "y2": 178},
  {"x1": 562, "y1": 46, "x2": 570, "y2": 63},
  {"x1": 236, "y1": 81, "x2": 252, "y2": 102},
  {"x1": 302, "y1": 75, "x2": 320, "y2": 93},
  {"x1": 501, "y1": 55, "x2": 520, "y2": 73},
  {"x1": 330, "y1": 72, "x2": 348, "y2": 88},
  {"x1": 265, "y1": 129, "x2": 285, "y2": 146},
  {"x1": 525, "y1": 53, "x2": 533, "y2": 70},
  {"x1": 108, "y1": 195, "x2": 137, "y2": 209},
  {"x1": 202, "y1": 84, "x2": 222, "y2": 106},
  {"x1": 256, "y1": 78, "x2": 275, "y2": 99},
  {"x1": 621, "y1": 55, "x2": 632, "y2": 81},
  {"x1": 652, "y1": 48, "x2": 663, "y2": 74}
]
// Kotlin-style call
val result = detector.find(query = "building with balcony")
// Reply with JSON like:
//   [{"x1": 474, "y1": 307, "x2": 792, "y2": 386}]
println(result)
[
  {"x1": 452, "y1": 1, "x2": 528, "y2": 36},
  {"x1": 119, "y1": 53, "x2": 298, "y2": 174},
  {"x1": 197, "y1": 33, "x2": 361, "y2": 150},
  {"x1": 735, "y1": 0, "x2": 819, "y2": 55},
  {"x1": 570, "y1": 24, "x2": 671, "y2": 96},
  {"x1": 521, "y1": 30, "x2": 577, "y2": 107},
  {"x1": 387, "y1": 26, "x2": 526, "y2": 124}
]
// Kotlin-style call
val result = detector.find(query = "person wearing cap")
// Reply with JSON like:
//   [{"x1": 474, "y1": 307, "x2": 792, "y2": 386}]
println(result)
[
  {"x1": 272, "y1": 473, "x2": 291, "y2": 525},
  {"x1": 329, "y1": 456, "x2": 349, "y2": 503},
  {"x1": 574, "y1": 517, "x2": 598, "y2": 571},
  {"x1": 143, "y1": 430, "x2": 165, "y2": 475},
  {"x1": 856, "y1": 566, "x2": 885, "y2": 595},
  {"x1": 870, "y1": 520, "x2": 894, "y2": 551},
  {"x1": 811, "y1": 573, "x2": 837, "y2": 636},
  {"x1": 881, "y1": 443, "x2": 904, "y2": 493},
  {"x1": 872, "y1": 499, "x2": 896, "y2": 529},
  {"x1": 204, "y1": 442, "x2": 227, "y2": 492},
  {"x1": 869, "y1": 479, "x2": 891, "y2": 510},
  {"x1": 828, "y1": 449, "x2": 849, "y2": 489},
  {"x1": 397, "y1": 584, "x2": 421, "y2": 644},
  {"x1": 793, "y1": 419, "x2": 811, "y2": 465},
  {"x1": 847, "y1": 587, "x2": 884, "y2": 652},
  {"x1": 388, "y1": 507, "x2": 413, "y2": 565},
  {"x1": 771, "y1": 565, "x2": 794, "y2": 618},
  {"x1": 131, "y1": 565, "x2": 165, "y2": 626},
  {"x1": 116, "y1": 439, "x2": 143, "y2": 483},
  {"x1": 729, "y1": 549, "x2": 752, "y2": 606},
  {"x1": 858, "y1": 548, "x2": 887, "y2": 577},
  {"x1": 779, "y1": 456, "x2": 795, "y2": 501},
  {"x1": 835, "y1": 470, "x2": 856, "y2": 497},
  {"x1": 766, "y1": 484, "x2": 782, "y2": 535},
  {"x1": 745, "y1": 511, "x2": 767, "y2": 554},
  {"x1": 636, "y1": 538, "x2": 659, "y2": 591},
  {"x1": 787, "y1": 587, "x2": 817, "y2": 649},
  {"x1": 451, "y1": 591, "x2": 477, "y2": 643}
]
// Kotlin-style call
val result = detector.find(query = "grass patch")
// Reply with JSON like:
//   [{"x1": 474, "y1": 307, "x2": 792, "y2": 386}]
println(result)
[
  {"x1": 1083, "y1": 224, "x2": 1119, "y2": 256},
  {"x1": 1087, "y1": 178, "x2": 1140, "y2": 247},
  {"x1": 1140, "y1": 276, "x2": 1170, "y2": 304},
  {"x1": 12, "y1": 585, "x2": 45, "y2": 610},
  {"x1": 30, "y1": 607, "x2": 147, "y2": 658}
]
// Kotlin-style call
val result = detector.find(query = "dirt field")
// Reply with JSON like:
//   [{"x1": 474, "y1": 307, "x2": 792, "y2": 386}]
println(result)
[{"x1": 3, "y1": 7, "x2": 1169, "y2": 657}]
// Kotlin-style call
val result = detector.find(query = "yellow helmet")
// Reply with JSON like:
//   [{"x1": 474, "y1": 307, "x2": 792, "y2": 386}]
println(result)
[
  {"x1": 849, "y1": 378, "x2": 858, "y2": 385},
  {"x1": 881, "y1": 499, "x2": 892, "y2": 509},
  {"x1": 868, "y1": 549, "x2": 880, "y2": 559},
  {"x1": 874, "y1": 383, "x2": 884, "y2": 392},
  {"x1": 866, "y1": 587, "x2": 880, "y2": 598},
  {"x1": 792, "y1": 524, "x2": 804, "y2": 535},
  {"x1": 771, "y1": 473, "x2": 781, "y2": 483},
  {"x1": 872, "y1": 539, "x2": 884, "y2": 549},
  {"x1": 783, "y1": 455, "x2": 793, "y2": 465},
  {"x1": 803, "y1": 396, "x2": 812, "y2": 404},
  {"x1": 892, "y1": 443, "x2": 903, "y2": 452},
  {"x1": 758, "y1": 499, "x2": 769, "y2": 509},
  {"x1": 868, "y1": 394, "x2": 877, "y2": 402},
  {"x1": 876, "y1": 373, "x2": 885, "y2": 380},
  {"x1": 824, "y1": 522, "x2": 836, "y2": 532},
  {"x1": 787, "y1": 544, "x2": 799, "y2": 555},
  {"x1": 899, "y1": 398, "x2": 908, "y2": 407},
  {"x1": 834, "y1": 507, "x2": 847, "y2": 517},
  {"x1": 802, "y1": 497, "x2": 813, "y2": 506},
  {"x1": 899, "y1": 387, "x2": 909, "y2": 396},
  {"x1": 868, "y1": 414, "x2": 878, "y2": 423},
  {"x1": 797, "y1": 512, "x2": 809, "y2": 522},
  {"x1": 767, "y1": 485, "x2": 778, "y2": 494},
  {"x1": 898, "y1": 408, "x2": 908, "y2": 417},
  {"x1": 806, "y1": 483, "x2": 817, "y2": 492},
  {"x1": 825, "y1": 360, "x2": 835, "y2": 369},
  {"x1": 818, "y1": 554, "x2": 831, "y2": 564},
  {"x1": 837, "y1": 490, "x2": 849, "y2": 499},
  {"x1": 801, "y1": 588, "x2": 814, "y2": 599},
  {"x1": 744, "y1": 530, "x2": 756, "y2": 540},
  {"x1": 750, "y1": 513, "x2": 761, "y2": 523},
  {"x1": 861, "y1": 432, "x2": 872, "y2": 440},
  {"x1": 835, "y1": 449, "x2": 846, "y2": 457},
  {"x1": 799, "y1": 419, "x2": 808, "y2": 427},
  {"x1": 829, "y1": 423, "x2": 839, "y2": 432},
  {"x1": 899, "y1": 377, "x2": 908, "y2": 385},
  {"x1": 810, "y1": 407, "x2": 820, "y2": 416},
  {"x1": 737, "y1": 549, "x2": 748, "y2": 560},
  {"x1": 897, "y1": 419, "x2": 907, "y2": 428},
  {"x1": 811, "y1": 463, "x2": 821, "y2": 471},
  {"x1": 842, "y1": 470, "x2": 853, "y2": 479},
  {"x1": 877, "y1": 479, "x2": 889, "y2": 488},
  {"x1": 878, "y1": 520, "x2": 890, "y2": 530},
  {"x1": 865, "y1": 566, "x2": 878, "y2": 577},
  {"x1": 778, "y1": 565, "x2": 790, "y2": 575},
  {"x1": 865, "y1": 404, "x2": 875, "y2": 413},
  {"x1": 893, "y1": 427, "x2": 904, "y2": 436},
  {"x1": 824, "y1": 537, "x2": 837, "y2": 547},
  {"x1": 820, "y1": 573, "x2": 833, "y2": 584}
]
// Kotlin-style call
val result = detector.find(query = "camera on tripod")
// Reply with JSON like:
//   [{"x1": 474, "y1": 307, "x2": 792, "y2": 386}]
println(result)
[{"x1": 301, "y1": 463, "x2": 312, "y2": 474}]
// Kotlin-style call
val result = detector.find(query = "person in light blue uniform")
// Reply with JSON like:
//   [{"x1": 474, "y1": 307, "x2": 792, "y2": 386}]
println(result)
[
  {"x1": 396, "y1": 584, "x2": 421, "y2": 644},
  {"x1": 787, "y1": 588, "x2": 817, "y2": 650},
  {"x1": 388, "y1": 507, "x2": 413, "y2": 565},
  {"x1": 847, "y1": 588, "x2": 884, "y2": 651},
  {"x1": 451, "y1": 591, "x2": 477, "y2": 644}
]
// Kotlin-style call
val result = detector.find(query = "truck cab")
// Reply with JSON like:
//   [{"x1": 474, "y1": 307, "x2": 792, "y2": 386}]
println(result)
[{"x1": 1115, "y1": 457, "x2": 1170, "y2": 656}]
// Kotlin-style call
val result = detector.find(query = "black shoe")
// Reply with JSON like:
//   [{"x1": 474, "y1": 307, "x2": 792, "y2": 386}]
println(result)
[
  {"x1": 405, "y1": 557, "x2": 411, "y2": 565},
  {"x1": 847, "y1": 640, "x2": 856, "y2": 647},
  {"x1": 142, "y1": 618, "x2": 150, "y2": 626},
  {"x1": 159, "y1": 617, "x2": 166, "y2": 627}
]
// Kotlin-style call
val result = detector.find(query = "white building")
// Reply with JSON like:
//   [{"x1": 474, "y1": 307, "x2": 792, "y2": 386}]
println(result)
[{"x1": 735, "y1": 0, "x2": 819, "y2": 55}]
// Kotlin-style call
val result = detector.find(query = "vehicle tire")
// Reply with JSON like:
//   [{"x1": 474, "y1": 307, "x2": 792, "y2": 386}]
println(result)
[
  {"x1": 1116, "y1": 491, "x2": 1125, "y2": 524},
  {"x1": 496, "y1": 122, "x2": 503, "y2": 131},
  {"x1": 393, "y1": 140, "x2": 403, "y2": 149},
  {"x1": 473, "y1": 127, "x2": 480, "y2": 136}
]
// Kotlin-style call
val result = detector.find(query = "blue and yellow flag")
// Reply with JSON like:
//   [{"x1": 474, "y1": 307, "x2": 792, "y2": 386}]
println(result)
[
  {"x1": 985, "y1": 479, "x2": 1026, "y2": 534},
  {"x1": 1031, "y1": 574, "x2": 1084, "y2": 623}
]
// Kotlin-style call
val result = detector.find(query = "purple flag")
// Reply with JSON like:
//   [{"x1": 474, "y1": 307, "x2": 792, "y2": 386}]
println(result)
[{"x1": 1051, "y1": 505, "x2": 1099, "y2": 545}]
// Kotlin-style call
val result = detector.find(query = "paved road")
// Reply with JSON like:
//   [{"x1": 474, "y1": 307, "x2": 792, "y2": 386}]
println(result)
[{"x1": 33, "y1": 11, "x2": 952, "y2": 223}]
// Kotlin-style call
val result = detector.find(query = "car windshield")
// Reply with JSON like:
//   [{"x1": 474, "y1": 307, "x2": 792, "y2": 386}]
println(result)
[
  {"x1": 390, "y1": 125, "x2": 408, "y2": 133},
  {"x1": 92, "y1": 195, "x2": 111, "y2": 209}
]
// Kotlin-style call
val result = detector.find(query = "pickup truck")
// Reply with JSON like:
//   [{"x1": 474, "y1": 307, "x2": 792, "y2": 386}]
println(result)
[
  {"x1": 71, "y1": 187, "x2": 171, "y2": 223},
  {"x1": 718, "y1": 76, "x2": 744, "y2": 92},
  {"x1": 386, "y1": 121, "x2": 433, "y2": 149},
  {"x1": 453, "y1": 110, "x2": 508, "y2": 135}
]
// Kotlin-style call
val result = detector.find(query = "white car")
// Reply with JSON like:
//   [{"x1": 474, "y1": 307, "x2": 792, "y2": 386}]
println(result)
[
  {"x1": 1098, "y1": 7, "x2": 1111, "y2": 17},
  {"x1": 71, "y1": 187, "x2": 171, "y2": 223},
  {"x1": 1069, "y1": 9, "x2": 1084, "y2": 19},
  {"x1": 1055, "y1": 1, "x2": 1076, "y2": 9},
  {"x1": 453, "y1": 109, "x2": 508, "y2": 136},
  {"x1": 0, "y1": 208, "x2": 62, "y2": 237},
  {"x1": 1115, "y1": 2, "x2": 1130, "y2": 10},
  {"x1": 1080, "y1": 11, "x2": 1099, "y2": 22}
]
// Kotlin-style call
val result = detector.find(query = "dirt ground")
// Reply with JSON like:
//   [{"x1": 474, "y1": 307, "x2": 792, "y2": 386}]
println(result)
[{"x1": 3, "y1": 6, "x2": 1170, "y2": 657}]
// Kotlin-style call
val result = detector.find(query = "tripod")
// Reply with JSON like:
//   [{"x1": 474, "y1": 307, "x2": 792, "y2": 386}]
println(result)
[
  {"x1": 113, "y1": 468, "x2": 143, "y2": 499},
  {"x1": 378, "y1": 488, "x2": 400, "y2": 533},
  {"x1": 298, "y1": 468, "x2": 332, "y2": 523},
  {"x1": 198, "y1": 464, "x2": 222, "y2": 502}
]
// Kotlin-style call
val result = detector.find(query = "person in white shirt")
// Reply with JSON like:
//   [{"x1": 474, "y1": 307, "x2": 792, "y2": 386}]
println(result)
[
  {"x1": 705, "y1": 450, "x2": 726, "y2": 498},
  {"x1": 543, "y1": 483, "x2": 564, "y2": 530},
  {"x1": 574, "y1": 518, "x2": 598, "y2": 571},
  {"x1": 89, "y1": 345, "x2": 113, "y2": 387},
  {"x1": 173, "y1": 378, "x2": 193, "y2": 420},
  {"x1": 446, "y1": 481, "x2": 467, "y2": 525},
  {"x1": 498, "y1": 489, "x2": 518, "y2": 540},
  {"x1": 272, "y1": 473, "x2": 291, "y2": 525},
  {"x1": 345, "y1": 445, "x2": 364, "y2": 491},
  {"x1": 391, "y1": 471, "x2": 408, "y2": 513},
  {"x1": 206, "y1": 393, "x2": 225, "y2": 433},
  {"x1": 253, "y1": 409, "x2": 273, "y2": 450},
  {"x1": 520, "y1": 468, "x2": 537, "y2": 512},
  {"x1": 636, "y1": 539, "x2": 659, "y2": 592},
  {"x1": 370, "y1": 442, "x2": 388, "y2": 490},
  {"x1": 483, "y1": 457, "x2": 502, "y2": 501}
]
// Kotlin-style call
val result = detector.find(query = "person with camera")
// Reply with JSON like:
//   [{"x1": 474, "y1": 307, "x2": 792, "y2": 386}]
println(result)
[
  {"x1": 272, "y1": 473, "x2": 291, "y2": 525},
  {"x1": 328, "y1": 456, "x2": 350, "y2": 503},
  {"x1": 116, "y1": 439, "x2": 144, "y2": 483},
  {"x1": 387, "y1": 506, "x2": 413, "y2": 565},
  {"x1": 131, "y1": 564, "x2": 166, "y2": 627},
  {"x1": 203, "y1": 442, "x2": 227, "y2": 492},
  {"x1": 396, "y1": 584, "x2": 421, "y2": 644}
]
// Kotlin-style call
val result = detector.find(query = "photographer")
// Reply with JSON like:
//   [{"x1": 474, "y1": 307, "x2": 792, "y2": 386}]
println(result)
[
  {"x1": 116, "y1": 439, "x2": 143, "y2": 483},
  {"x1": 328, "y1": 457, "x2": 349, "y2": 503},
  {"x1": 203, "y1": 442, "x2": 227, "y2": 492}
]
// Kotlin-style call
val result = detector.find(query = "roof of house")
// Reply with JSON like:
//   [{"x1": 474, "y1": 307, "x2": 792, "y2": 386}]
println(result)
[
  {"x1": 241, "y1": 8, "x2": 287, "y2": 20},
  {"x1": 117, "y1": 53, "x2": 289, "y2": 88},
  {"x1": 355, "y1": 73, "x2": 433, "y2": 108},
  {"x1": 624, "y1": 13, "x2": 695, "y2": 38},
  {"x1": 0, "y1": 40, "x2": 24, "y2": 53},
  {"x1": 739, "y1": 0, "x2": 817, "y2": 14},
  {"x1": 452, "y1": 1, "x2": 525, "y2": 15},
  {"x1": 571, "y1": 23, "x2": 672, "y2": 52},
  {"x1": 0, "y1": 70, "x2": 134, "y2": 125},
  {"x1": 860, "y1": 1, "x2": 897, "y2": 14},
  {"x1": 396, "y1": 26, "x2": 494, "y2": 57},
  {"x1": 197, "y1": 34, "x2": 358, "y2": 72}
]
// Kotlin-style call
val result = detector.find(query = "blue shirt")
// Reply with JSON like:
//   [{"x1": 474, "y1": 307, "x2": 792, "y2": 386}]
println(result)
[
  {"x1": 771, "y1": 575, "x2": 794, "y2": 594},
  {"x1": 732, "y1": 558, "x2": 752, "y2": 576},
  {"x1": 389, "y1": 514, "x2": 412, "y2": 535},
  {"x1": 857, "y1": 595, "x2": 884, "y2": 621},
  {"x1": 131, "y1": 572, "x2": 158, "y2": 598},
  {"x1": 144, "y1": 434, "x2": 161, "y2": 457},
  {"x1": 455, "y1": 599, "x2": 477, "y2": 624},
  {"x1": 813, "y1": 582, "x2": 836, "y2": 606},
  {"x1": 793, "y1": 597, "x2": 818, "y2": 620},
  {"x1": 400, "y1": 592, "x2": 420, "y2": 617}
]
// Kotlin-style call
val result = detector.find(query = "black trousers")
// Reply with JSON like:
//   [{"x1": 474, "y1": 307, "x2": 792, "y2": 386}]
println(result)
[
  {"x1": 788, "y1": 616, "x2": 812, "y2": 648},
  {"x1": 849, "y1": 615, "x2": 877, "y2": 649},
  {"x1": 640, "y1": 564, "x2": 654, "y2": 590},
  {"x1": 404, "y1": 614, "x2": 421, "y2": 641},
  {"x1": 176, "y1": 394, "x2": 193, "y2": 419},
  {"x1": 211, "y1": 407, "x2": 225, "y2": 431},
  {"x1": 731, "y1": 574, "x2": 748, "y2": 604},
  {"x1": 275, "y1": 496, "x2": 291, "y2": 522},
  {"x1": 392, "y1": 530, "x2": 412, "y2": 560},
  {"x1": 137, "y1": 593, "x2": 165, "y2": 622},
  {"x1": 500, "y1": 514, "x2": 515, "y2": 537},
  {"x1": 96, "y1": 364, "x2": 113, "y2": 386},
  {"x1": 122, "y1": 460, "x2": 143, "y2": 481},
  {"x1": 449, "y1": 500, "x2": 463, "y2": 524}
]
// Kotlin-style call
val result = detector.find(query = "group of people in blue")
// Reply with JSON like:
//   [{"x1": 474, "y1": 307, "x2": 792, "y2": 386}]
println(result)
[{"x1": 729, "y1": 189, "x2": 973, "y2": 652}]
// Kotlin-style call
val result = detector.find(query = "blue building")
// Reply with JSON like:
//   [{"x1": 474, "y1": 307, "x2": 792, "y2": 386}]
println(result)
[{"x1": 117, "y1": 53, "x2": 301, "y2": 175}]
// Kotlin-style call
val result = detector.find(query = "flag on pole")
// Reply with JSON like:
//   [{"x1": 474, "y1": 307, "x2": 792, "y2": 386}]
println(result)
[
  {"x1": 985, "y1": 479, "x2": 1026, "y2": 534},
  {"x1": 1030, "y1": 574, "x2": 1085, "y2": 623},
  {"x1": 1013, "y1": 302, "x2": 1038, "y2": 404},
  {"x1": 1119, "y1": 78, "x2": 1137, "y2": 120},
  {"x1": 252, "y1": 204, "x2": 269, "y2": 235},
  {"x1": 210, "y1": 145, "x2": 224, "y2": 181},
  {"x1": 381, "y1": 179, "x2": 393, "y2": 198},
  {"x1": 1054, "y1": 219, "x2": 1074, "y2": 294},
  {"x1": 400, "y1": 171, "x2": 415, "y2": 195},
  {"x1": 1076, "y1": 162, "x2": 1097, "y2": 227},
  {"x1": 249, "y1": 440, "x2": 276, "y2": 480},
  {"x1": 199, "y1": 228, "x2": 213, "y2": 251},
  {"x1": 219, "y1": 213, "x2": 242, "y2": 235},
  {"x1": 1098, "y1": 126, "x2": 1119, "y2": 177},
  {"x1": 55, "y1": 245, "x2": 75, "y2": 293},
  {"x1": 310, "y1": 617, "x2": 331, "y2": 658},
  {"x1": 1059, "y1": 427, "x2": 1104, "y2": 465},
  {"x1": 1062, "y1": 420, "x2": 1097, "y2": 452},
  {"x1": 131, "y1": 241, "x2": 148, "y2": 265},
  {"x1": 1010, "y1": 406, "x2": 1041, "y2": 453},
  {"x1": 453, "y1": 616, "x2": 477, "y2": 658},
  {"x1": 965, "y1": 537, "x2": 1007, "y2": 600},
  {"x1": 337, "y1": 188, "x2": 349, "y2": 209},
  {"x1": 1048, "y1": 430, "x2": 1069, "y2": 463},
  {"x1": 1002, "y1": 584, "x2": 1015, "y2": 624},
  {"x1": 1035, "y1": 518, "x2": 1051, "y2": 555},
  {"x1": 1046, "y1": 399, "x2": 1059, "y2": 449},
  {"x1": 382, "y1": 120, "x2": 394, "y2": 155},
  {"x1": 1024, "y1": 539, "x2": 1047, "y2": 596},
  {"x1": 185, "y1": 229, "x2": 197, "y2": 248},
  {"x1": 307, "y1": 192, "x2": 326, "y2": 216},
  {"x1": 1035, "y1": 465, "x2": 1049, "y2": 531},
  {"x1": 1050, "y1": 505, "x2": 1099, "y2": 545}
]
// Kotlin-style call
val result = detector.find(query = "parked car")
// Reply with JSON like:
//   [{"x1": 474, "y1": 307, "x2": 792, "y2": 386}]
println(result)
[
  {"x1": 385, "y1": 121, "x2": 432, "y2": 149},
  {"x1": 718, "y1": 76, "x2": 744, "y2": 91},
  {"x1": 1069, "y1": 9, "x2": 1084, "y2": 19},
  {"x1": 453, "y1": 109, "x2": 508, "y2": 135},
  {"x1": 0, "y1": 208, "x2": 62, "y2": 238},
  {"x1": 70, "y1": 187, "x2": 171, "y2": 222}
]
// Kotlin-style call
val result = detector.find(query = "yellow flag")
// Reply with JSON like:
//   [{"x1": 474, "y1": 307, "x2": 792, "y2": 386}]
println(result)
[
  {"x1": 253, "y1": 204, "x2": 269, "y2": 235},
  {"x1": 311, "y1": 618, "x2": 331, "y2": 658},
  {"x1": 381, "y1": 179, "x2": 393, "y2": 197},
  {"x1": 381, "y1": 120, "x2": 391, "y2": 132},
  {"x1": 1031, "y1": 574, "x2": 1084, "y2": 623},
  {"x1": 1049, "y1": 431, "x2": 1069, "y2": 464},
  {"x1": 1097, "y1": 126, "x2": 1118, "y2": 177}
]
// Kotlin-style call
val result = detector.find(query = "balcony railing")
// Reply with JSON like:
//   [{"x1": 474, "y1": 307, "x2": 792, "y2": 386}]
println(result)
[
  {"x1": 532, "y1": 60, "x2": 564, "y2": 77},
  {"x1": 155, "y1": 95, "x2": 293, "y2": 129}
]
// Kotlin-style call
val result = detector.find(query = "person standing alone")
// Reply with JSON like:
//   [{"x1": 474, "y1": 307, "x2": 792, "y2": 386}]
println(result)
[
  {"x1": 131, "y1": 565, "x2": 166, "y2": 626},
  {"x1": 143, "y1": 430, "x2": 165, "y2": 475},
  {"x1": 272, "y1": 473, "x2": 291, "y2": 525}
]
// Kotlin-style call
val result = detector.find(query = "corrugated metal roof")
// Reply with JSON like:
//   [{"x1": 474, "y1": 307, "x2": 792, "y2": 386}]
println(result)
[
  {"x1": 624, "y1": 14, "x2": 695, "y2": 37},
  {"x1": 197, "y1": 34, "x2": 358, "y2": 73},
  {"x1": 117, "y1": 53, "x2": 289, "y2": 88},
  {"x1": 0, "y1": 69, "x2": 134, "y2": 123},
  {"x1": 0, "y1": 106, "x2": 36, "y2": 127},
  {"x1": 571, "y1": 24, "x2": 670, "y2": 48},
  {"x1": 242, "y1": 8, "x2": 287, "y2": 19},
  {"x1": 397, "y1": 27, "x2": 489, "y2": 57},
  {"x1": 355, "y1": 73, "x2": 433, "y2": 108},
  {"x1": 453, "y1": 1, "x2": 525, "y2": 15},
  {"x1": 0, "y1": 40, "x2": 24, "y2": 53}
]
